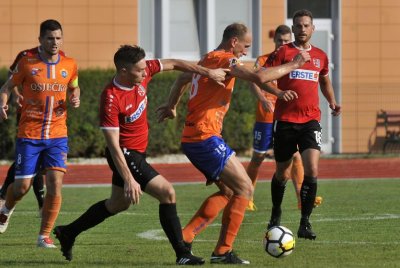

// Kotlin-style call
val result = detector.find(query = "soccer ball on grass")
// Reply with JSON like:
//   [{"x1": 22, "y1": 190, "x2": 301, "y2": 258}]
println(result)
[{"x1": 263, "y1": 225, "x2": 295, "y2": 258}]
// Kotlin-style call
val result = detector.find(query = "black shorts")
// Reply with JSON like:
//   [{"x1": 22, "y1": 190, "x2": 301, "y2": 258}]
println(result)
[
  {"x1": 105, "y1": 147, "x2": 159, "y2": 191},
  {"x1": 273, "y1": 120, "x2": 322, "y2": 162}
]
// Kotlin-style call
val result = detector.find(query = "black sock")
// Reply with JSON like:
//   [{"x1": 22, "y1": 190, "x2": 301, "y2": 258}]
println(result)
[
  {"x1": 270, "y1": 174, "x2": 287, "y2": 217},
  {"x1": 159, "y1": 203, "x2": 187, "y2": 257},
  {"x1": 0, "y1": 162, "x2": 16, "y2": 199},
  {"x1": 66, "y1": 199, "x2": 113, "y2": 238},
  {"x1": 32, "y1": 174, "x2": 45, "y2": 208},
  {"x1": 300, "y1": 176, "x2": 317, "y2": 220}
]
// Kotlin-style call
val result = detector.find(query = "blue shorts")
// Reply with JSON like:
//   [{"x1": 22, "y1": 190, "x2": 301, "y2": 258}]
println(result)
[
  {"x1": 252, "y1": 122, "x2": 273, "y2": 153},
  {"x1": 181, "y1": 136, "x2": 234, "y2": 181},
  {"x1": 15, "y1": 138, "x2": 68, "y2": 179}
]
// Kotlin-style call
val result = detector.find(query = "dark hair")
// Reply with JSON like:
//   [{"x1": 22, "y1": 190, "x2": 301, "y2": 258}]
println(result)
[
  {"x1": 222, "y1": 23, "x2": 248, "y2": 42},
  {"x1": 40, "y1": 19, "x2": 63, "y2": 37},
  {"x1": 114, "y1": 45, "x2": 146, "y2": 70},
  {"x1": 292, "y1": 9, "x2": 314, "y2": 24},
  {"x1": 274, "y1": 25, "x2": 291, "y2": 37}
]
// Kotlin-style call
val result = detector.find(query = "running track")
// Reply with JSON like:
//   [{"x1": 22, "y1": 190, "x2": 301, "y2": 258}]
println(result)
[{"x1": 1, "y1": 158, "x2": 399, "y2": 185}]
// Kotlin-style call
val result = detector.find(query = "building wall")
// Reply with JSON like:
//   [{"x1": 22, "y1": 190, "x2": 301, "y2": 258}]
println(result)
[
  {"x1": 0, "y1": 0, "x2": 138, "y2": 69},
  {"x1": 1, "y1": 0, "x2": 400, "y2": 153},
  {"x1": 341, "y1": 0, "x2": 400, "y2": 153}
]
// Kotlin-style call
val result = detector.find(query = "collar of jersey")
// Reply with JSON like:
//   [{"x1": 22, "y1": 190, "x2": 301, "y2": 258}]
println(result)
[
  {"x1": 38, "y1": 53, "x2": 60, "y2": 65},
  {"x1": 113, "y1": 77, "x2": 135, "y2": 91},
  {"x1": 292, "y1": 42, "x2": 312, "y2": 51}
]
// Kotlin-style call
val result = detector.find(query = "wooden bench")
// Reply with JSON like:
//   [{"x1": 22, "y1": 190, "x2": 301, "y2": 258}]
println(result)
[{"x1": 376, "y1": 110, "x2": 400, "y2": 153}]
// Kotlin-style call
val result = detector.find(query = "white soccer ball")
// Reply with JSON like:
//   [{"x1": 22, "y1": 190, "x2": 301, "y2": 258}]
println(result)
[{"x1": 263, "y1": 225, "x2": 295, "y2": 258}]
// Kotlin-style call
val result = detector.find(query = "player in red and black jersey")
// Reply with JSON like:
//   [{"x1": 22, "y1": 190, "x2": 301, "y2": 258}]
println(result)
[
  {"x1": 265, "y1": 10, "x2": 341, "y2": 240},
  {"x1": 53, "y1": 45, "x2": 228, "y2": 265}
]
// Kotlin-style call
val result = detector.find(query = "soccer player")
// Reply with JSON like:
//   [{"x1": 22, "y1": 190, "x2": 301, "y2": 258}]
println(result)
[
  {"x1": 157, "y1": 23, "x2": 310, "y2": 264},
  {"x1": 0, "y1": 46, "x2": 66, "y2": 216},
  {"x1": 0, "y1": 19, "x2": 80, "y2": 248},
  {"x1": 246, "y1": 25, "x2": 322, "y2": 211},
  {"x1": 265, "y1": 10, "x2": 341, "y2": 240},
  {"x1": 53, "y1": 45, "x2": 228, "y2": 265}
]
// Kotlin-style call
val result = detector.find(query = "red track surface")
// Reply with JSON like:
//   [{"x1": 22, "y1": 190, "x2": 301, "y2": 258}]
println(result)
[{"x1": 1, "y1": 158, "x2": 399, "y2": 185}]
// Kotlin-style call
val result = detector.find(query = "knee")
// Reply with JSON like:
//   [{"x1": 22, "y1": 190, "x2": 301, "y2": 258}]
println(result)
[
  {"x1": 13, "y1": 183, "x2": 30, "y2": 199},
  {"x1": 250, "y1": 153, "x2": 265, "y2": 166},
  {"x1": 241, "y1": 179, "x2": 254, "y2": 199},
  {"x1": 159, "y1": 185, "x2": 176, "y2": 204}
]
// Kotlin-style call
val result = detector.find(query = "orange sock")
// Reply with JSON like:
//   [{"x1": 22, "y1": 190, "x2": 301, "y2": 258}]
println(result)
[
  {"x1": 246, "y1": 161, "x2": 260, "y2": 187},
  {"x1": 183, "y1": 192, "x2": 229, "y2": 243},
  {"x1": 291, "y1": 159, "x2": 304, "y2": 205},
  {"x1": 40, "y1": 194, "x2": 62, "y2": 237},
  {"x1": 214, "y1": 195, "x2": 249, "y2": 255}
]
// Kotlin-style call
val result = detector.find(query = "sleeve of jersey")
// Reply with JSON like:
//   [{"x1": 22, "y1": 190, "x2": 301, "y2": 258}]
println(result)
[
  {"x1": 146, "y1": 59, "x2": 162, "y2": 77},
  {"x1": 68, "y1": 61, "x2": 79, "y2": 88},
  {"x1": 99, "y1": 91, "x2": 120, "y2": 130},
  {"x1": 265, "y1": 47, "x2": 285, "y2": 68},
  {"x1": 320, "y1": 54, "x2": 329, "y2": 76},
  {"x1": 9, "y1": 51, "x2": 25, "y2": 73},
  {"x1": 10, "y1": 58, "x2": 26, "y2": 85}
]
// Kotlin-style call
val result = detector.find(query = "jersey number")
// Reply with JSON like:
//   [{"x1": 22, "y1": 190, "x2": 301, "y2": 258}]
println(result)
[
  {"x1": 189, "y1": 74, "x2": 201, "y2": 99},
  {"x1": 314, "y1": 130, "x2": 322, "y2": 146}
]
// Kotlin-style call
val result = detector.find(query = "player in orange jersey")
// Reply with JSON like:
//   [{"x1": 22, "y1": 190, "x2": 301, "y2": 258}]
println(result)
[
  {"x1": 246, "y1": 25, "x2": 322, "y2": 211},
  {"x1": 0, "y1": 19, "x2": 80, "y2": 248},
  {"x1": 0, "y1": 46, "x2": 66, "y2": 216},
  {"x1": 157, "y1": 23, "x2": 310, "y2": 264}
]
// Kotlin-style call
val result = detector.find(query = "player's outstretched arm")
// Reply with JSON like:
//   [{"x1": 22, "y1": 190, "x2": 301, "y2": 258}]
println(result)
[
  {"x1": 157, "y1": 72, "x2": 192, "y2": 123},
  {"x1": 160, "y1": 59, "x2": 228, "y2": 85},
  {"x1": 102, "y1": 129, "x2": 143, "y2": 204},
  {"x1": 256, "y1": 50, "x2": 311, "y2": 84}
]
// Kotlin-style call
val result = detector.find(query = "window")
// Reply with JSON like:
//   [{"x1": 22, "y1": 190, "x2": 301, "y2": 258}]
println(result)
[
  {"x1": 138, "y1": 0, "x2": 260, "y2": 60},
  {"x1": 287, "y1": 0, "x2": 331, "y2": 19}
]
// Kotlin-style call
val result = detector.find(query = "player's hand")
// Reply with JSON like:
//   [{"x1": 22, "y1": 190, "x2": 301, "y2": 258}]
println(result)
[
  {"x1": 209, "y1": 68, "x2": 230, "y2": 87},
  {"x1": 156, "y1": 103, "x2": 176, "y2": 123},
  {"x1": 0, "y1": 104, "x2": 8, "y2": 120},
  {"x1": 293, "y1": 51, "x2": 311, "y2": 67},
  {"x1": 124, "y1": 178, "x2": 143, "y2": 204},
  {"x1": 261, "y1": 98, "x2": 274, "y2": 113},
  {"x1": 277, "y1": 90, "x2": 298, "y2": 101},
  {"x1": 330, "y1": 103, "x2": 341, "y2": 116},
  {"x1": 69, "y1": 93, "x2": 80, "y2": 108}
]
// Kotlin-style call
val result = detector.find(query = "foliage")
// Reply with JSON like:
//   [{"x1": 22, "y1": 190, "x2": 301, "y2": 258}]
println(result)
[{"x1": 0, "y1": 69, "x2": 257, "y2": 159}]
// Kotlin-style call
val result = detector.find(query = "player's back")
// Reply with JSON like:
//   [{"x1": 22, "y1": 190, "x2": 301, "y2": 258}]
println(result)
[
  {"x1": 11, "y1": 53, "x2": 78, "y2": 139},
  {"x1": 182, "y1": 50, "x2": 236, "y2": 142}
]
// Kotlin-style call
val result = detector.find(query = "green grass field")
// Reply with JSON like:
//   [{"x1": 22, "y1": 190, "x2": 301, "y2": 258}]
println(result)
[{"x1": 1, "y1": 179, "x2": 400, "y2": 267}]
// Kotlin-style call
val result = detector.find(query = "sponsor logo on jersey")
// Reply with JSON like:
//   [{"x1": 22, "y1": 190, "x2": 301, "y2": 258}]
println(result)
[
  {"x1": 125, "y1": 97, "x2": 147, "y2": 123},
  {"x1": 30, "y1": 82, "x2": 68, "y2": 92},
  {"x1": 60, "y1": 69, "x2": 68, "y2": 78},
  {"x1": 289, "y1": 69, "x2": 319, "y2": 82}
]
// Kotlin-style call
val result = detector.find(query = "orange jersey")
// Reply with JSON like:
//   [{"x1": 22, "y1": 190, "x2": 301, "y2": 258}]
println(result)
[
  {"x1": 254, "y1": 53, "x2": 277, "y2": 123},
  {"x1": 11, "y1": 54, "x2": 78, "y2": 139},
  {"x1": 182, "y1": 50, "x2": 238, "y2": 142}
]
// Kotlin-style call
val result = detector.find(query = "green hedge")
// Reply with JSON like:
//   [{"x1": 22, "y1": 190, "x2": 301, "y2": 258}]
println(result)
[{"x1": 0, "y1": 69, "x2": 257, "y2": 159}]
